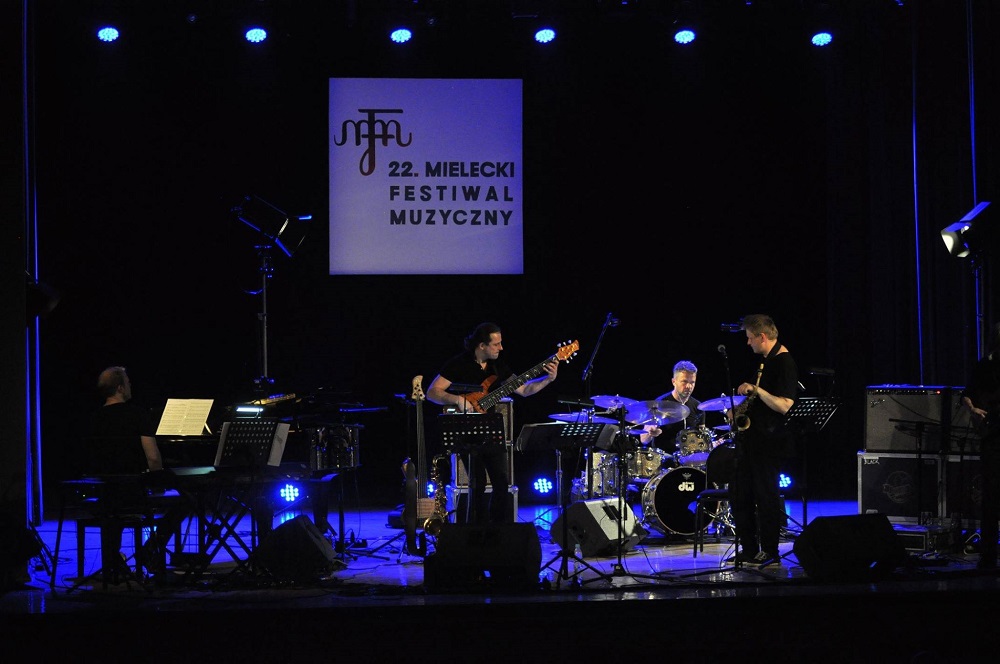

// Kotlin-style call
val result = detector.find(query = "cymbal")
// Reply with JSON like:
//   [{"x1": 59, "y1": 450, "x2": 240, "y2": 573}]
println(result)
[
  {"x1": 713, "y1": 424, "x2": 732, "y2": 432},
  {"x1": 697, "y1": 395, "x2": 746, "y2": 412},
  {"x1": 625, "y1": 401, "x2": 690, "y2": 426},
  {"x1": 590, "y1": 394, "x2": 639, "y2": 410},
  {"x1": 549, "y1": 412, "x2": 616, "y2": 425}
]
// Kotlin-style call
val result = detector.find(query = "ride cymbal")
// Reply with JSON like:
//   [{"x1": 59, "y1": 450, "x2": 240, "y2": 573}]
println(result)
[
  {"x1": 697, "y1": 395, "x2": 746, "y2": 412},
  {"x1": 590, "y1": 394, "x2": 639, "y2": 410},
  {"x1": 625, "y1": 401, "x2": 690, "y2": 426},
  {"x1": 549, "y1": 412, "x2": 616, "y2": 424}
]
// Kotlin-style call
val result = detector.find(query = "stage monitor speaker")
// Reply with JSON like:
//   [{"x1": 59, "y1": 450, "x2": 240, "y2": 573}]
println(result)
[
  {"x1": 423, "y1": 522, "x2": 541, "y2": 593},
  {"x1": 254, "y1": 515, "x2": 338, "y2": 582},
  {"x1": 550, "y1": 498, "x2": 647, "y2": 558},
  {"x1": 792, "y1": 514, "x2": 907, "y2": 582}
]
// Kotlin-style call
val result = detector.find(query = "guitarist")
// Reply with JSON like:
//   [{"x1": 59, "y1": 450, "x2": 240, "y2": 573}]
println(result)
[
  {"x1": 962, "y1": 322, "x2": 1000, "y2": 570},
  {"x1": 427, "y1": 321, "x2": 559, "y2": 524}
]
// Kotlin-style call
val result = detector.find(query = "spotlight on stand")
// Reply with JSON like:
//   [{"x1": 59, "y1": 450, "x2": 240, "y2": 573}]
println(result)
[
  {"x1": 234, "y1": 195, "x2": 310, "y2": 258},
  {"x1": 941, "y1": 201, "x2": 991, "y2": 259}
]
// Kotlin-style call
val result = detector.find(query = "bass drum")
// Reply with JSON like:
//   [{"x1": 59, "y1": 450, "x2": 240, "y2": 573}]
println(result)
[
  {"x1": 640, "y1": 466, "x2": 708, "y2": 536},
  {"x1": 706, "y1": 442, "x2": 737, "y2": 487}
]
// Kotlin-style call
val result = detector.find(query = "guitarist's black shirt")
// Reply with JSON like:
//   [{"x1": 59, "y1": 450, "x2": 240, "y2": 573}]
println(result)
[{"x1": 437, "y1": 351, "x2": 513, "y2": 398}]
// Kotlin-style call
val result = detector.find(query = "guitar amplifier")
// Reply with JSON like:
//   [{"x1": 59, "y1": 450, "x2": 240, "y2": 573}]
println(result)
[
  {"x1": 864, "y1": 385, "x2": 979, "y2": 453},
  {"x1": 450, "y1": 444, "x2": 514, "y2": 489}
]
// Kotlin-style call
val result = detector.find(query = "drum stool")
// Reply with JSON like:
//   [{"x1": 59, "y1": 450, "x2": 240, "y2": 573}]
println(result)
[{"x1": 692, "y1": 487, "x2": 730, "y2": 557}]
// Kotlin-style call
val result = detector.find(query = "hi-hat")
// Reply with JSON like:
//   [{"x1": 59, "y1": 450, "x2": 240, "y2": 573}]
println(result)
[
  {"x1": 549, "y1": 412, "x2": 616, "y2": 425},
  {"x1": 591, "y1": 394, "x2": 639, "y2": 410},
  {"x1": 697, "y1": 395, "x2": 746, "y2": 412},
  {"x1": 625, "y1": 401, "x2": 690, "y2": 426}
]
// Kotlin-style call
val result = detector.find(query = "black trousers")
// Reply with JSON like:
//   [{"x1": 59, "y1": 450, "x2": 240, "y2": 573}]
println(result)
[
  {"x1": 464, "y1": 445, "x2": 511, "y2": 524},
  {"x1": 729, "y1": 433, "x2": 784, "y2": 556}
]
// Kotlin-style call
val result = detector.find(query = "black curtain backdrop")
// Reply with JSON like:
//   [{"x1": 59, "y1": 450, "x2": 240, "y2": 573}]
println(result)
[{"x1": 20, "y1": 1, "x2": 1000, "y2": 506}]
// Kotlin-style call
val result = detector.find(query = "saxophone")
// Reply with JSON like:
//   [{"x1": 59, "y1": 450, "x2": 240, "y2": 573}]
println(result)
[
  {"x1": 733, "y1": 362, "x2": 764, "y2": 432},
  {"x1": 422, "y1": 454, "x2": 450, "y2": 537},
  {"x1": 733, "y1": 389, "x2": 758, "y2": 431}
]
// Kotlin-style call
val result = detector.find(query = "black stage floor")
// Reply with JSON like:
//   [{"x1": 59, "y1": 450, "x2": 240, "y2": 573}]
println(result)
[{"x1": 3, "y1": 498, "x2": 999, "y2": 662}]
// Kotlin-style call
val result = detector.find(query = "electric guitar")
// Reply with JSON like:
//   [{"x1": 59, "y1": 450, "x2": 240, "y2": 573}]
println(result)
[{"x1": 458, "y1": 340, "x2": 580, "y2": 413}]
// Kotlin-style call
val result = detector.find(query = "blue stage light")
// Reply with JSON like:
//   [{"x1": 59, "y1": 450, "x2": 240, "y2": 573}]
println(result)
[
  {"x1": 96, "y1": 26, "x2": 120, "y2": 43},
  {"x1": 674, "y1": 29, "x2": 696, "y2": 45},
  {"x1": 278, "y1": 483, "x2": 301, "y2": 503},
  {"x1": 533, "y1": 477, "x2": 554, "y2": 495},
  {"x1": 245, "y1": 27, "x2": 268, "y2": 44},
  {"x1": 779, "y1": 473, "x2": 793, "y2": 490},
  {"x1": 390, "y1": 28, "x2": 413, "y2": 44},
  {"x1": 534, "y1": 28, "x2": 556, "y2": 44},
  {"x1": 811, "y1": 31, "x2": 833, "y2": 47}
]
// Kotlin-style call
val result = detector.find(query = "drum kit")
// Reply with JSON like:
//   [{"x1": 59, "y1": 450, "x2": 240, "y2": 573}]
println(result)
[{"x1": 554, "y1": 393, "x2": 743, "y2": 537}]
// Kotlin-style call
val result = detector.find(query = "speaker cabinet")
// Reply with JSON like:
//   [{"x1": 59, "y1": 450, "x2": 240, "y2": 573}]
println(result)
[
  {"x1": 254, "y1": 515, "x2": 338, "y2": 582},
  {"x1": 550, "y1": 498, "x2": 647, "y2": 557},
  {"x1": 858, "y1": 452, "x2": 941, "y2": 523},
  {"x1": 423, "y1": 522, "x2": 541, "y2": 592},
  {"x1": 945, "y1": 455, "x2": 983, "y2": 526},
  {"x1": 865, "y1": 385, "x2": 979, "y2": 453},
  {"x1": 792, "y1": 514, "x2": 907, "y2": 582}
]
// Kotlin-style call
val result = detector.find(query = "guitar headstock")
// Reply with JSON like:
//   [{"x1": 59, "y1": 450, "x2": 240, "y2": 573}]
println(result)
[
  {"x1": 411, "y1": 375, "x2": 425, "y2": 401},
  {"x1": 555, "y1": 340, "x2": 580, "y2": 362}
]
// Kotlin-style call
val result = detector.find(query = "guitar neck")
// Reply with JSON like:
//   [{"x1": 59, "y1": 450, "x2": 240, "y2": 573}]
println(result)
[
  {"x1": 478, "y1": 355, "x2": 553, "y2": 412},
  {"x1": 415, "y1": 399, "x2": 427, "y2": 488}
]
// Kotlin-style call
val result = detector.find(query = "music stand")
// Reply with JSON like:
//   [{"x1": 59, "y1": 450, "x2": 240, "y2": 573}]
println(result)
[
  {"x1": 782, "y1": 396, "x2": 839, "y2": 529},
  {"x1": 439, "y1": 413, "x2": 506, "y2": 524},
  {"x1": 516, "y1": 422, "x2": 618, "y2": 586}
]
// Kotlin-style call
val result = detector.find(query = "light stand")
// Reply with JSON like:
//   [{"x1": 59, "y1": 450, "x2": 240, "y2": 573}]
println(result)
[{"x1": 233, "y1": 194, "x2": 310, "y2": 393}]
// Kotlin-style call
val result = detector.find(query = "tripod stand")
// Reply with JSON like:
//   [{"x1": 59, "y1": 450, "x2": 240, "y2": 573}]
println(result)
[{"x1": 516, "y1": 421, "x2": 617, "y2": 587}]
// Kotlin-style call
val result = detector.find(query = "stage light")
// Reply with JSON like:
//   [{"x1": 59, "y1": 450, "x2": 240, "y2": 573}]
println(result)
[
  {"x1": 779, "y1": 473, "x2": 794, "y2": 490},
  {"x1": 245, "y1": 27, "x2": 268, "y2": 44},
  {"x1": 390, "y1": 27, "x2": 413, "y2": 44},
  {"x1": 674, "y1": 28, "x2": 696, "y2": 45},
  {"x1": 532, "y1": 476, "x2": 554, "y2": 496},
  {"x1": 941, "y1": 201, "x2": 992, "y2": 259},
  {"x1": 278, "y1": 483, "x2": 301, "y2": 503},
  {"x1": 96, "y1": 26, "x2": 120, "y2": 43},
  {"x1": 811, "y1": 31, "x2": 833, "y2": 47},
  {"x1": 534, "y1": 27, "x2": 556, "y2": 44},
  {"x1": 234, "y1": 195, "x2": 310, "y2": 258}
]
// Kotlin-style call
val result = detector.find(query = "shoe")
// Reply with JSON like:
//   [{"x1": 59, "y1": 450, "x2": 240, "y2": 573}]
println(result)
[
  {"x1": 754, "y1": 551, "x2": 780, "y2": 567},
  {"x1": 726, "y1": 550, "x2": 758, "y2": 564}
]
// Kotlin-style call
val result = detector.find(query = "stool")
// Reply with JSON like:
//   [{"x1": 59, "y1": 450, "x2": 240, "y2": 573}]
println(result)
[
  {"x1": 692, "y1": 488, "x2": 730, "y2": 557},
  {"x1": 75, "y1": 512, "x2": 151, "y2": 586}
]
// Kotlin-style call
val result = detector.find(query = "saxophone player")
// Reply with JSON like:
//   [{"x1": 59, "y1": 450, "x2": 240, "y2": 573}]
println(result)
[{"x1": 728, "y1": 314, "x2": 799, "y2": 567}]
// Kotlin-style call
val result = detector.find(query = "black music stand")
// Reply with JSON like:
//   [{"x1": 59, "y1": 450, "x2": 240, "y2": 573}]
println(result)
[
  {"x1": 439, "y1": 413, "x2": 506, "y2": 524},
  {"x1": 782, "y1": 396, "x2": 839, "y2": 528},
  {"x1": 516, "y1": 422, "x2": 617, "y2": 586}
]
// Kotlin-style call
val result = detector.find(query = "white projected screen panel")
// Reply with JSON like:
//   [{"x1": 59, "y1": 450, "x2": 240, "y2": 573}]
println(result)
[{"x1": 328, "y1": 78, "x2": 523, "y2": 275}]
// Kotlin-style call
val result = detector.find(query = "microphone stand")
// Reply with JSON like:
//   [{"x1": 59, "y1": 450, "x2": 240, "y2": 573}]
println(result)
[
  {"x1": 718, "y1": 345, "x2": 744, "y2": 572},
  {"x1": 580, "y1": 313, "x2": 617, "y2": 500}
]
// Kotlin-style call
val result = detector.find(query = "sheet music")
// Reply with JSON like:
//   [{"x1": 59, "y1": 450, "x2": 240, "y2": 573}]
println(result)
[{"x1": 156, "y1": 398, "x2": 214, "y2": 436}]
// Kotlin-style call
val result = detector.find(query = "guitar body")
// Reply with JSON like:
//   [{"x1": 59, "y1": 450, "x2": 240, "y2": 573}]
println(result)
[
  {"x1": 451, "y1": 341, "x2": 580, "y2": 415},
  {"x1": 402, "y1": 458, "x2": 418, "y2": 555}
]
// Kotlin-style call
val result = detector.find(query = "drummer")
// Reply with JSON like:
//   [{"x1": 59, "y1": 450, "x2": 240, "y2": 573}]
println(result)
[{"x1": 637, "y1": 360, "x2": 705, "y2": 449}]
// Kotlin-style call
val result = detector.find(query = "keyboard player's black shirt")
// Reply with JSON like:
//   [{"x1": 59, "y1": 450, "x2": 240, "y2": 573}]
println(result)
[{"x1": 87, "y1": 402, "x2": 156, "y2": 475}]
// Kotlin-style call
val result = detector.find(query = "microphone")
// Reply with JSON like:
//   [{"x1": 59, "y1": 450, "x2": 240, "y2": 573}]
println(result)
[
  {"x1": 720, "y1": 323, "x2": 742, "y2": 332},
  {"x1": 606, "y1": 312, "x2": 620, "y2": 327},
  {"x1": 717, "y1": 344, "x2": 727, "y2": 356}
]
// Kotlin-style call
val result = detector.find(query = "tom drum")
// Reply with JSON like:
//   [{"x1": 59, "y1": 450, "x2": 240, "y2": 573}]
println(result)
[
  {"x1": 675, "y1": 427, "x2": 714, "y2": 467},
  {"x1": 640, "y1": 466, "x2": 708, "y2": 536}
]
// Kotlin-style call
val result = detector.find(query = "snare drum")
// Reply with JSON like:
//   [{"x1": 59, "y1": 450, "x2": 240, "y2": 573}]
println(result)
[
  {"x1": 627, "y1": 447, "x2": 670, "y2": 479},
  {"x1": 675, "y1": 427, "x2": 714, "y2": 467},
  {"x1": 640, "y1": 466, "x2": 708, "y2": 536}
]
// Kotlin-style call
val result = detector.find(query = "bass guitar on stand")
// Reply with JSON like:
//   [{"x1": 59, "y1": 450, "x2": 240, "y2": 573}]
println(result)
[{"x1": 402, "y1": 375, "x2": 435, "y2": 557}]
